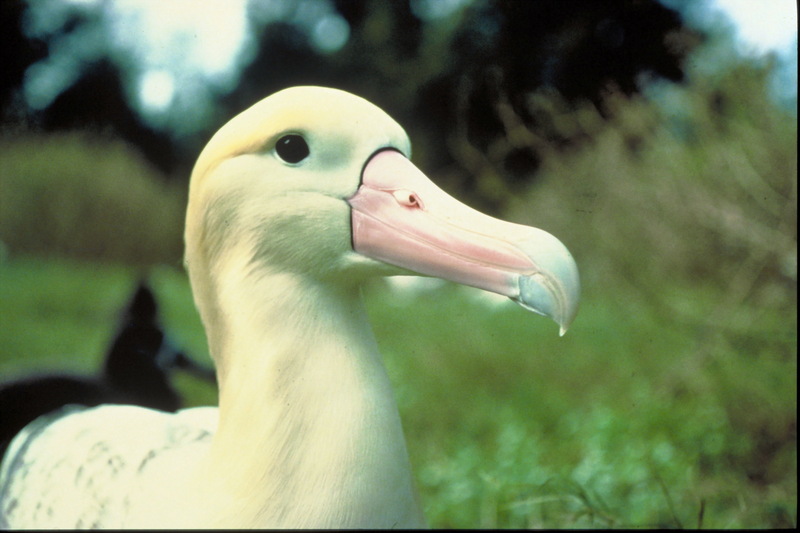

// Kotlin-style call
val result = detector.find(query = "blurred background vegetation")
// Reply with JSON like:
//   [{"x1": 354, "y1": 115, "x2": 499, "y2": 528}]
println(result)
[{"x1": 0, "y1": 0, "x2": 796, "y2": 528}]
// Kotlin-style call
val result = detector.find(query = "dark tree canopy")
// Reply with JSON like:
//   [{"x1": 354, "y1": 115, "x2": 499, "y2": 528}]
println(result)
[{"x1": 1, "y1": 0, "x2": 698, "y2": 202}]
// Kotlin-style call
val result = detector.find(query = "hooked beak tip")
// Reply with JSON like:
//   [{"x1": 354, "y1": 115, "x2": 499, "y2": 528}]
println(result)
[
  {"x1": 512, "y1": 229, "x2": 580, "y2": 335},
  {"x1": 515, "y1": 267, "x2": 580, "y2": 336}
]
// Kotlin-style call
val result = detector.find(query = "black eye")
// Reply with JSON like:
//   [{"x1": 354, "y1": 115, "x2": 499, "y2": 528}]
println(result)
[{"x1": 275, "y1": 134, "x2": 310, "y2": 164}]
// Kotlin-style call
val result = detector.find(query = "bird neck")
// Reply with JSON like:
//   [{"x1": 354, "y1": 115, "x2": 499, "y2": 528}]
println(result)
[{"x1": 199, "y1": 267, "x2": 425, "y2": 528}]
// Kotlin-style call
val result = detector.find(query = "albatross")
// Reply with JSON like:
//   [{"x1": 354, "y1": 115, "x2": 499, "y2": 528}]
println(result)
[{"x1": 0, "y1": 86, "x2": 579, "y2": 529}]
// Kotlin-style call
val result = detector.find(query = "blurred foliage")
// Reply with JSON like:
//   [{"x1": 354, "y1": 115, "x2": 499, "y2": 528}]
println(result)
[
  {"x1": 502, "y1": 54, "x2": 797, "y2": 367},
  {"x1": 0, "y1": 131, "x2": 185, "y2": 265},
  {"x1": 504, "y1": 58, "x2": 796, "y2": 293},
  {"x1": 472, "y1": 50, "x2": 796, "y2": 528},
  {"x1": 1, "y1": 0, "x2": 698, "y2": 191}
]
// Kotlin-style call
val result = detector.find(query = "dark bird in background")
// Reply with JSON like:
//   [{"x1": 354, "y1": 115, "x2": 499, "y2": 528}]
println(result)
[{"x1": 0, "y1": 281, "x2": 216, "y2": 459}]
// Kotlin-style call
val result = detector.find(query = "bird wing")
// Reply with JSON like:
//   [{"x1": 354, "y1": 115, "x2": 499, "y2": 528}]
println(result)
[{"x1": 0, "y1": 404, "x2": 217, "y2": 528}]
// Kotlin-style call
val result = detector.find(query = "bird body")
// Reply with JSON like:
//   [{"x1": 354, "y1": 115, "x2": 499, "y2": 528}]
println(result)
[
  {"x1": 0, "y1": 405, "x2": 217, "y2": 528},
  {"x1": 0, "y1": 86, "x2": 578, "y2": 528}
]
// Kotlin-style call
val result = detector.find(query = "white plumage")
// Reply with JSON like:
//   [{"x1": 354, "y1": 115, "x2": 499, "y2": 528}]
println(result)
[{"x1": 0, "y1": 86, "x2": 579, "y2": 529}]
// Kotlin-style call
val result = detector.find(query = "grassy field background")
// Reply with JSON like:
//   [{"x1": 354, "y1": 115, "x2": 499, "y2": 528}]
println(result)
[{"x1": 0, "y1": 55, "x2": 795, "y2": 527}]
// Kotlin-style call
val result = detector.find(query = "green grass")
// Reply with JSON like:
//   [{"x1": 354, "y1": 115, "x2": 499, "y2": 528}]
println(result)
[
  {"x1": 367, "y1": 280, "x2": 795, "y2": 528},
  {"x1": 0, "y1": 255, "x2": 794, "y2": 528},
  {"x1": 0, "y1": 256, "x2": 216, "y2": 404}
]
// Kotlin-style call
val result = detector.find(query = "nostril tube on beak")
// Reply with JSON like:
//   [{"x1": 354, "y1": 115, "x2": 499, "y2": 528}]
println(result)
[{"x1": 392, "y1": 190, "x2": 422, "y2": 209}]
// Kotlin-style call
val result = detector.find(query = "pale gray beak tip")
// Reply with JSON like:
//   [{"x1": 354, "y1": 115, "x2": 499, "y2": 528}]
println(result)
[{"x1": 515, "y1": 239, "x2": 580, "y2": 336}]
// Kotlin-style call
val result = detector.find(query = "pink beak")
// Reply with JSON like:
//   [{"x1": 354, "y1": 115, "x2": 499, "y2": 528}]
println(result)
[{"x1": 348, "y1": 150, "x2": 580, "y2": 335}]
